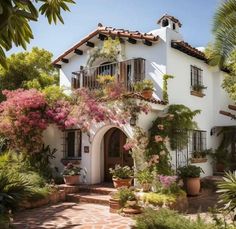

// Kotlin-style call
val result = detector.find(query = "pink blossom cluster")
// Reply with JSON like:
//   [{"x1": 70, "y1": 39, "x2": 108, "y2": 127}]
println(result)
[{"x1": 158, "y1": 175, "x2": 178, "y2": 189}]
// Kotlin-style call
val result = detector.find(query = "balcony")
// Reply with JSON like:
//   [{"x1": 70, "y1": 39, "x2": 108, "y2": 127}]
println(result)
[{"x1": 71, "y1": 58, "x2": 145, "y2": 91}]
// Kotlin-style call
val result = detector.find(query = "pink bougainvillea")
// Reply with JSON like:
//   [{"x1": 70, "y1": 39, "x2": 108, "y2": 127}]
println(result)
[
  {"x1": 0, "y1": 89, "x2": 75, "y2": 153},
  {"x1": 158, "y1": 175, "x2": 178, "y2": 189}
]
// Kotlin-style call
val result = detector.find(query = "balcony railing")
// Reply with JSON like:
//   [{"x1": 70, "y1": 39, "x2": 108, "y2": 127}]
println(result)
[{"x1": 71, "y1": 58, "x2": 145, "y2": 91}]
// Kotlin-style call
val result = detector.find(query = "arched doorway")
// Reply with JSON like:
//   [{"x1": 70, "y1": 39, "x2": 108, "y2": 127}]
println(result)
[{"x1": 104, "y1": 127, "x2": 133, "y2": 182}]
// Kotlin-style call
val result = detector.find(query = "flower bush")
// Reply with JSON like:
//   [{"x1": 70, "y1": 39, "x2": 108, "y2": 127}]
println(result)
[
  {"x1": 0, "y1": 89, "x2": 75, "y2": 153},
  {"x1": 62, "y1": 163, "x2": 84, "y2": 176}
]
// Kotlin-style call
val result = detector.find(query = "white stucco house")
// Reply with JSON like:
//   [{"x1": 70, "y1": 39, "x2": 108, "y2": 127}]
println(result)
[{"x1": 45, "y1": 14, "x2": 235, "y2": 184}]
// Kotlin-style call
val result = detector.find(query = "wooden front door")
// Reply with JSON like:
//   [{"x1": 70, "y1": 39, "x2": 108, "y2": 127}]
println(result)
[{"x1": 104, "y1": 128, "x2": 133, "y2": 182}]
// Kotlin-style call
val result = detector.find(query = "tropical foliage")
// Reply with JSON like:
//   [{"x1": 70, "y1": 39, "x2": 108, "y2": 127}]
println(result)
[
  {"x1": 0, "y1": 0, "x2": 75, "y2": 68},
  {"x1": 210, "y1": 0, "x2": 236, "y2": 66}
]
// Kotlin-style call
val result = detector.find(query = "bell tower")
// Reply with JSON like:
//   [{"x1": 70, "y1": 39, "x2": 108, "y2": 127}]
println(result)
[{"x1": 157, "y1": 14, "x2": 182, "y2": 32}]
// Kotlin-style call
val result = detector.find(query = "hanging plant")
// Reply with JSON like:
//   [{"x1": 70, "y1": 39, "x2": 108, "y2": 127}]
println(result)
[{"x1": 86, "y1": 37, "x2": 123, "y2": 67}]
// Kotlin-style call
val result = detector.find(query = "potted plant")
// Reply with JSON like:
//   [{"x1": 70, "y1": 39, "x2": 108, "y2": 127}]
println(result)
[
  {"x1": 109, "y1": 164, "x2": 133, "y2": 188},
  {"x1": 177, "y1": 165, "x2": 203, "y2": 196},
  {"x1": 134, "y1": 79, "x2": 154, "y2": 99},
  {"x1": 62, "y1": 163, "x2": 87, "y2": 185},
  {"x1": 109, "y1": 187, "x2": 141, "y2": 214},
  {"x1": 209, "y1": 149, "x2": 229, "y2": 172},
  {"x1": 136, "y1": 168, "x2": 154, "y2": 192}
]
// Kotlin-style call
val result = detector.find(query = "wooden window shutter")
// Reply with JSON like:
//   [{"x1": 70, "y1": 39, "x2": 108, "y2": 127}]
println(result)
[
  {"x1": 133, "y1": 58, "x2": 145, "y2": 82},
  {"x1": 67, "y1": 131, "x2": 75, "y2": 157}
]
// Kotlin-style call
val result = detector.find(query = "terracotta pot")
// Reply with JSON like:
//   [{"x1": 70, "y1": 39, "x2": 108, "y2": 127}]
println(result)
[
  {"x1": 63, "y1": 175, "x2": 80, "y2": 185},
  {"x1": 216, "y1": 163, "x2": 225, "y2": 172},
  {"x1": 186, "y1": 177, "x2": 200, "y2": 196},
  {"x1": 141, "y1": 182, "x2": 152, "y2": 192},
  {"x1": 112, "y1": 178, "x2": 132, "y2": 188},
  {"x1": 122, "y1": 207, "x2": 142, "y2": 214},
  {"x1": 109, "y1": 198, "x2": 121, "y2": 213},
  {"x1": 141, "y1": 90, "x2": 153, "y2": 99}
]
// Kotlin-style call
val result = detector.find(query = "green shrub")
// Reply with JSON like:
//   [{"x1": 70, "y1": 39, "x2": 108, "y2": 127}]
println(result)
[
  {"x1": 177, "y1": 165, "x2": 203, "y2": 178},
  {"x1": 135, "y1": 208, "x2": 215, "y2": 229},
  {"x1": 141, "y1": 192, "x2": 186, "y2": 206}
]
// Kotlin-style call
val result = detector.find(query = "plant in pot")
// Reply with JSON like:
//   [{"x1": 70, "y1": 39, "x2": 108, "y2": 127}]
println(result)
[
  {"x1": 110, "y1": 187, "x2": 141, "y2": 214},
  {"x1": 134, "y1": 79, "x2": 154, "y2": 99},
  {"x1": 177, "y1": 165, "x2": 203, "y2": 196},
  {"x1": 209, "y1": 149, "x2": 229, "y2": 172},
  {"x1": 136, "y1": 168, "x2": 154, "y2": 192},
  {"x1": 62, "y1": 163, "x2": 87, "y2": 185},
  {"x1": 109, "y1": 164, "x2": 133, "y2": 188}
]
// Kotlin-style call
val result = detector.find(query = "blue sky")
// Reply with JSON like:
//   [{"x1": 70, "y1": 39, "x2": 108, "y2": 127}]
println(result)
[{"x1": 7, "y1": 0, "x2": 221, "y2": 59}]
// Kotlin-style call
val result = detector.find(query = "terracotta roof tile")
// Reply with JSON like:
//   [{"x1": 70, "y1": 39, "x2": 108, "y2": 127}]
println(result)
[
  {"x1": 96, "y1": 92, "x2": 166, "y2": 105},
  {"x1": 52, "y1": 26, "x2": 159, "y2": 65},
  {"x1": 171, "y1": 40, "x2": 206, "y2": 61}
]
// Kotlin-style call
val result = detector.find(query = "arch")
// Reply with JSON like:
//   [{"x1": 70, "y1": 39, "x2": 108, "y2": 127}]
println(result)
[{"x1": 90, "y1": 124, "x2": 132, "y2": 184}]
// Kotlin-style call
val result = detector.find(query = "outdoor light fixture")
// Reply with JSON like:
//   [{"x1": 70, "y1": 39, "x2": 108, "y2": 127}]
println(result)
[{"x1": 130, "y1": 116, "x2": 137, "y2": 126}]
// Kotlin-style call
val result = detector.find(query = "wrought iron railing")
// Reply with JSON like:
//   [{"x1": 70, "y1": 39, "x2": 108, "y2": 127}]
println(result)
[{"x1": 71, "y1": 58, "x2": 145, "y2": 91}]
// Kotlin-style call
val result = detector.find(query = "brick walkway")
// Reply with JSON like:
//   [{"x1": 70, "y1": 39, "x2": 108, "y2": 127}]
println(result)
[{"x1": 13, "y1": 203, "x2": 135, "y2": 229}]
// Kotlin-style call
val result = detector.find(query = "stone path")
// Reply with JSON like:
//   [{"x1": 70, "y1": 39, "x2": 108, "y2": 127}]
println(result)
[
  {"x1": 13, "y1": 202, "x2": 135, "y2": 229},
  {"x1": 13, "y1": 188, "x2": 220, "y2": 229}
]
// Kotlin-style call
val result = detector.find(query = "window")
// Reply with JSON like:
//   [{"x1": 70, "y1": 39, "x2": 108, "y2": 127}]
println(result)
[
  {"x1": 63, "y1": 130, "x2": 82, "y2": 158},
  {"x1": 191, "y1": 130, "x2": 206, "y2": 153},
  {"x1": 162, "y1": 19, "x2": 169, "y2": 27},
  {"x1": 190, "y1": 65, "x2": 206, "y2": 96}
]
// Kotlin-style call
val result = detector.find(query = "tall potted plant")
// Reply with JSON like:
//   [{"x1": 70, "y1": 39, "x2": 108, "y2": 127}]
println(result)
[
  {"x1": 177, "y1": 165, "x2": 203, "y2": 196},
  {"x1": 109, "y1": 164, "x2": 133, "y2": 188},
  {"x1": 134, "y1": 79, "x2": 154, "y2": 99},
  {"x1": 62, "y1": 163, "x2": 87, "y2": 185}
]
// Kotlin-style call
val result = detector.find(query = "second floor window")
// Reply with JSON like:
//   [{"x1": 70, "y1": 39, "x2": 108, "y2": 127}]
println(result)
[{"x1": 190, "y1": 65, "x2": 206, "y2": 93}]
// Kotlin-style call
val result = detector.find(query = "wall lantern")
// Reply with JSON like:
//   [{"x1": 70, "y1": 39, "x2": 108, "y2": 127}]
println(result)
[{"x1": 130, "y1": 115, "x2": 137, "y2": 126}]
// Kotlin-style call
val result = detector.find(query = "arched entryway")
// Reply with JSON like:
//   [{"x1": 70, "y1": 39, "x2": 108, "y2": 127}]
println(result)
[{"x1": 104, "y1": 127, "x2": 133, "y2": 182}]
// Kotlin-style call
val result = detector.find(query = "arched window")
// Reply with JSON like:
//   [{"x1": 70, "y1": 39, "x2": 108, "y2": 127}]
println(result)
[{"x1": 162, "y1": 19, "x2": 169, "y2": 27}]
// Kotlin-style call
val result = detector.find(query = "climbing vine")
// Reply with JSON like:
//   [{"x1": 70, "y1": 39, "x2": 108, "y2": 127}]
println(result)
[
  {"x1": 147, "y1": 104, "x2": 200, "y2": 174},
  {"x1": 162, "y1": 74, "x2": 174, "y2": 103},
  {"x1": 86, "y1": 37, "x2": 124, "y2": 67}
]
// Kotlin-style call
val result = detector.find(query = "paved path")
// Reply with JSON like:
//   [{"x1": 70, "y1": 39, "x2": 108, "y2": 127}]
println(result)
[{"x1": 13, "y1": 203, "x2": 135, "y2": 229}]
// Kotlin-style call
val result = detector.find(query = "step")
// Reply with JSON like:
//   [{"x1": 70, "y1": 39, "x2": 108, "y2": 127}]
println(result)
[
  {"x1": 66, "y1": 193, "x2": 110, "y2": 205},
  {"x1": 78, "y1": 185, "x2": 116, "y2": 195}
]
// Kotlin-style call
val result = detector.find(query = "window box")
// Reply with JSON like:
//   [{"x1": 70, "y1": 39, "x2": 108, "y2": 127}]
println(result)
[
  {"x1": 190, "y1": 90, "x2": 205, "y2": 97},
  {"x1": 191, "y1": 157, "x2": 207, "y2": 164}
]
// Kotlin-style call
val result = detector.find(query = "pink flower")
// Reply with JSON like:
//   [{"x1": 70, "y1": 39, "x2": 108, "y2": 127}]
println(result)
[{"x1": 155, "y1": 135, "x2": 163, "y2": 142}]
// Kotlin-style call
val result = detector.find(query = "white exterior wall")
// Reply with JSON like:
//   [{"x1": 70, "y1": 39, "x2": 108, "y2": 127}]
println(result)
[
  {"x1": 165, "y1": 27, "x2": 235, "y2": 176},
  {"x1": 46, "y1": 23, "x2": 236, "y2": 183}
]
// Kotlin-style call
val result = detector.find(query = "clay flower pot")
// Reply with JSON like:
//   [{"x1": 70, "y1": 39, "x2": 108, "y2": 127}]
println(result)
[
  {"x1": 141, "y1": 182, "x2": 152, "y2": 192},
  {"x1": 216, "y1": 163, "x2": 225, "y2": 172},
  {"x1": 63, "y1": 175, "x2": 80, "y2": 185},
  {"x1": 186, "y1": 177, "x2": 200, "y2": 196},
  {"x1": 112, "y1": 178, "x2": 132, "y2": 188},
  {"x1": 141, "y1": 90, "x2": 153, "y2": 99},
  {"x1": 109, "y1": 198, "x2": 121, "y2": 213}
]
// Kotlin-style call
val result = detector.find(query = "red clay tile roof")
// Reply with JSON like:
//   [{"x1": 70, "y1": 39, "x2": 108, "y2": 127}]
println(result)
[
  {"x1": 157, "y1": 14, "x2": 182, "y2": 27},
  {"x1": 122, "y1": 92, "x2": 166, "y2": 105},
  {"x1": 52, "y1": 25, "x2": 159, "y2": 65},
  {"x1": 171, "y1": 40, "x2": 206, "y2": 61},
  {"x1": 97, "y1": 92, "x2": 166, "y2": 105}
]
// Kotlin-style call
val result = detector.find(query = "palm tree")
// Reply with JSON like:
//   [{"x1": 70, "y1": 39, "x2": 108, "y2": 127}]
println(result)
[
  {"x1": 0, "y1": 0, "x2": 75, "y2": 68},
  {"x1": 211, "y1": 0, "x2": 236, "y2": 66}
]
